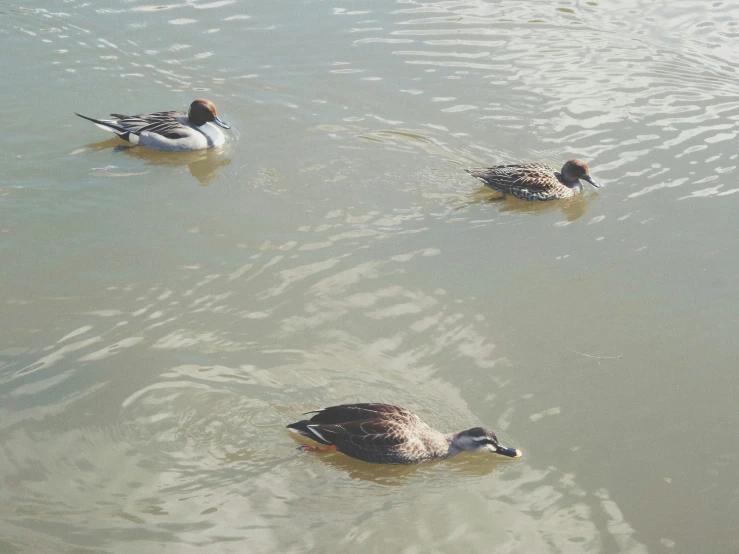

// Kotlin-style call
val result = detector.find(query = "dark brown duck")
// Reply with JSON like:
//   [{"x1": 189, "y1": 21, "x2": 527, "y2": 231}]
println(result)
[{"x1": 287, "y1": 403, "x2": 522, "y2": 464}]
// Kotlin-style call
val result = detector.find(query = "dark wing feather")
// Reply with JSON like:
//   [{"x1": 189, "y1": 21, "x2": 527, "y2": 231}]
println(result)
[
  {"x1": 314, "y1": 420, "x2": 405, "y2": 446},
  {"x1": 466, "y1": 163, "x2": 559, "y2": 193},
  {"x1": 288, "y1": 405, "x2": 436, "y2": 463},
  {"x1": 330, "y1": 419, "x2": 416, "y2": 463},
  {"x1": 287, "y1": 418, "x2": 406, "y2": 447},
  {"x1": 304, "y1": 403, "x2": 415, "y2": 425},
  {"x1": 112, "y1": 110, "x2": 190, "y2": 139}
]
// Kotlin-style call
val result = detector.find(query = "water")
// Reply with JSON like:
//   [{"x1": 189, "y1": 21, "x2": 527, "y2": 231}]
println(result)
[{"x1": 2, "y1": 0, "x2": 738, "y2": 552}]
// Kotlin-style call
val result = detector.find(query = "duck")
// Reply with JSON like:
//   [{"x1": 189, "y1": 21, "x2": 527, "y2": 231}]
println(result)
[
  {"x1": 466, "y1": 159, "x2": 599, "y2": 201},
  {"x1": 75, "y1": 99, "x2": 230, "y2": 152},
  {"x1": 287, "y1": 403, "x2": 521, "y2": 464}
]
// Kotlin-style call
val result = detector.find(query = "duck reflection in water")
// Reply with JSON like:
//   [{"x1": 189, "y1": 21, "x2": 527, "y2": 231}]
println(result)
[
  {"x1": 459, "y1": 185, "x2": 596, "y2": 222},
  {"x1": 77, "y1": 137, "x2": 231, "y2": 186}
]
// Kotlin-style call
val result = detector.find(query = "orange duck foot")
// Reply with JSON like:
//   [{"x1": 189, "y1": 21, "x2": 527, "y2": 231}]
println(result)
[{"x1": 297, "y1": 444, "x2": 338, "y2": 453}]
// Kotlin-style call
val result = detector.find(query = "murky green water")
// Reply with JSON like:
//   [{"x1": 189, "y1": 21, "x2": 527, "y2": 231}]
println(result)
[{"x1": 2, "y1": 0, "x2": 738, "y2": 552}]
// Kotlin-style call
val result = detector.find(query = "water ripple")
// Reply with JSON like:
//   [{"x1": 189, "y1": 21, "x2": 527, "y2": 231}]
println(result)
[{"x1": 330, "y1": 0, "x2": 739, "y2": 205}]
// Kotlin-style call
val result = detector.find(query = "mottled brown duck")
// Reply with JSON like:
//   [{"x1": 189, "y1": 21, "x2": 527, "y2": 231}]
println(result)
[
  {"x1": 466, "y1": 158, "x2": 599, "y2": 201},
  {"x1": 287, "y1": 403, "x2": 522, "y2": 464}
]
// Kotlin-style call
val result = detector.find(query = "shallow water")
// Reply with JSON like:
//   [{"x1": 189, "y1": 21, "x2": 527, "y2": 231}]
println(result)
[{"x1": 2, "y1": 0, "x2": 738, "y2": 552}]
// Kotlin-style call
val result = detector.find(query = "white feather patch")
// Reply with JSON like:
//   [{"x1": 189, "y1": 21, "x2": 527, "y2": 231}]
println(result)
[
  {"x1": 307, "y1": 425, "x2": 329, "y2": 443},
  {"x1": 94, "y1": 122, "x2": 117, "y2": 133}
]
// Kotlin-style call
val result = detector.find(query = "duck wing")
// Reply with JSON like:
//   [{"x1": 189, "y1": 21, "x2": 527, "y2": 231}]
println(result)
[
  {"x1": 466, "y1": 163, "x2": 559, "y2": 192},
  {"x1": 110, "y1": 110, "x2": 191, "y2": 139},
  {"x1": 330, "y1": 419, "x2": 432, "y2": 463},
  {"x1": 312, "y1": 419, "x2": 405, "y2": 445},
  {"x1": 287, "y1": 417, "x2": 405, "y2": 446},
  {"x1": 303, "y1": 403, "x2": 416, "y2": 425}
]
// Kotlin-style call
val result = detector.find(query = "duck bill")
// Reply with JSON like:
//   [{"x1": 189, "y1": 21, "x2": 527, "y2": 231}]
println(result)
[
  {"x1": 496, "y1": 444, "x2": 522, "y2": 458},
  {"x1": 213, "y1": 116, "x2": 230, "y2": 129},
  {"x1": 584, "y1": 175, "x2": 600, "y2": 188}
]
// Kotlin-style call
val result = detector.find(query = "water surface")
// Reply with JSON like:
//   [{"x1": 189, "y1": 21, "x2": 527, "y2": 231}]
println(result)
[{"x1": 2, "y1": 0, "x2": 739, "y2": 552}]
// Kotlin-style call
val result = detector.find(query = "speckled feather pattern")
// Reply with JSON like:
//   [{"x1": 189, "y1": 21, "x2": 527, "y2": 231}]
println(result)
[
  {"x1": 288, "y1": 403, "x2": 452, "y2": 464},
  {"x1": 466, "y1": 163, "x2": 581, "y2": 201},
  {"x1": 106, "y1": 110, "x2": 191, "y2": 138}
]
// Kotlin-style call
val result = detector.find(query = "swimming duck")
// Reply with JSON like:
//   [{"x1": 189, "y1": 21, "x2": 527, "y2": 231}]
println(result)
[
  {"x1": 287, "y1": 403, "x2": 522, "y2": 464},
  {"x1": 75, "y1": 99, "x2": 230, "y2": 152},
  {"x1": 466, "y1": 159, "x2": 599, "y2": 201}
]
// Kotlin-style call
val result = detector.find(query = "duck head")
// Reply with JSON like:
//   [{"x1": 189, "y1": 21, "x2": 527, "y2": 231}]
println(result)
[
  {"x1": 451, "y1": 427, "x2": 522, "y2": 458},
  {"x1": 188, "y1": 99, "x2": 230, "y2": 129},
  {"x1": 561, "y1": 159, "x2": 599, "y2": 188}
]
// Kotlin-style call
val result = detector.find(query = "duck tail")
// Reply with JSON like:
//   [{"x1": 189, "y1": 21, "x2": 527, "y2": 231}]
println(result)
[
  {"x1": 286, "y1": 420, "x2": 332, "y2": 445},
  {"x1": 75, "y1": 113, "x2": 137, "y2": 144},
  {"x1": 75, "y1": 112, "x2": 128, "y2": 134},
  {"x1": 286, "y1": 420, "x2": 312, "y2": 438},
  {"x1": 465, "y1": 168, "x2": 489, "y2": 179}
]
